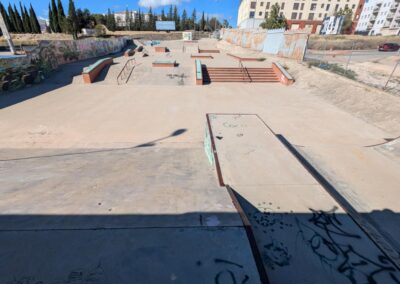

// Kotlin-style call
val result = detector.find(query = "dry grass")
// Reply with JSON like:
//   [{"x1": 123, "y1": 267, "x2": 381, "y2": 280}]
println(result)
[{"x1": 308, "y1": 35, "x2": 400, "y2": 50}]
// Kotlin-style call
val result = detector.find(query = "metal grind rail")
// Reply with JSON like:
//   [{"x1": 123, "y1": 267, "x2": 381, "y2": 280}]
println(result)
[
  {"x1": 239, "y1": 60, "x2": 252, "y2": 83},
  {"x1": 117, "y1": 58, "x2": 136, "y2": 85}
]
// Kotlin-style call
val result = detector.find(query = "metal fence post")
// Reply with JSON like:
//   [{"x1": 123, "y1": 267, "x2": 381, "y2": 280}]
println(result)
[
  {"x1": 384, "y1": 59, "x2": 400, "y2": 90},
  {"x1": 345, "y1": 42, "x2": 355, "y2": 74}
]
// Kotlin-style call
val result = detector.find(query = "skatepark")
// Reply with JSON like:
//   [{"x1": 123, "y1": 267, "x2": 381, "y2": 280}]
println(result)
[{"x1": 1, "y1": 38, "x2": 400, "y2": 283}]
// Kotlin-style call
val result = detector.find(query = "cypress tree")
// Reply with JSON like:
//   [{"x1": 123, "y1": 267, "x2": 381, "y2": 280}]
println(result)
[
  {"x1": 200, "y1": 12, "x2": 205, "y2": 31},
  {"x1": 48, "y1": 4, "x2": 54, "y2": 33},
  {"x1": 21, "y1": 4, "x2": 32, "y2": 33},
  {"x1": 67, "y1": 0, "x2": 78, "y2": 39},
  {"x1": 181, "y1": 9, "x2": 187, "y2": 31},
  {"x1": 57, "y1": 0, "x2": 66, "y2": 32},
  {"x1": 0, "y1": 3, "x2": 13, "y2": 32},
  {"x1": 51, "y1": 0, "x2": 60, "y2": 32},
  {"x1": 161, "y1": 9, "x2": 166, "y2": 21},
  {"x1": 173, "y1": 6, "x2": 179, "y2": 31},
  {"x1": 168, "y1": 5, "x2": 173, "y2": 21},
  {"x1": 7, "y1": 4, "x2": 17, "y2": 32},
  {"x1": 13, "y1": 5, "x2": 24, "y2": 33},
  {"x1": 191, "y1": 9, "x2": 196, "y2": 30},
  {"x1": 29, "y1": 4, "x2": 41, "y2": 34}
]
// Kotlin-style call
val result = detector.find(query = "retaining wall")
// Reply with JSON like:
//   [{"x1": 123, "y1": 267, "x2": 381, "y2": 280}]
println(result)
[
  {"x1": 0, "y1": 37, "x2": 128, "y2": 93},
  {"x1": 221, "y1": 28, "x2": 310, "y2": 61}
]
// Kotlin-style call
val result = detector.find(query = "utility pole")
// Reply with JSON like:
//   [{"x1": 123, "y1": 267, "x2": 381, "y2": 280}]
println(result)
[{"x1": 0, "y1": 11, "x2": 16, "y2": 54}]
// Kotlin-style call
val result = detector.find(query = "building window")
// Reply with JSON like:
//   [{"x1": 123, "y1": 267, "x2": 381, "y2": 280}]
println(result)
[
  {"x1": 293, "y1": 3, "x2": 300, "y2": 10},
  {"x1": 265, "y1": 12, "x2": 269, "y2": 18},
  {"x1": 250, "y1": 2, "x2": 257, "y2": 9},
  {"x1": 335, "y1": 4, "x2": 339, "y2": 11},
  {"x1": 249, "y1": 11, "x2": 255, "y2": 18},
  {"x1": 319, "y1": 13, "x2": 322, "y2": 18},
  {"x1": 266, "y1": 2, "x2": 270, "y2": 9},
  {"x1": 260, "y1": 2, "x2": 264, "y2": 6},
  {"x1": 280, "y1": 12, "x2": 284, "y2": 16},
  {"x1": 311, "y1": 3, "x2": 317, "y2": 10},
  {"x1": 299, "y1": 13, "x2": 303, "y2": 19},
  {"x1": 352, "y1": 4, "x2": 356, "y2": 8},
  {"x1": 345, "y1": 4, "x2": 348, "y2": 8},
  {"x1": 281, "y1": 2, "x2": 285, "y2": 9},
  {"x1": 291, "y1": 12, "x2": 298, "y2": 19},
  {"x1": 321, "y1": 4, "x2": 325, "y2": 8},
  {"x1": 326, "y1": 4, "x2": 330, "y2": 10},
  {"x1": 308, "y1": 13, "x2": 315, "y2": 20},
  {"x1": 324, "y1": 13, "x2": 328, "y2": 17},
  {"x1": 301, "y1": 3, "x2": 305, "y2": 10},
  {"x1": 259, "y1": 11, "x2": 263, "y2": 16}
]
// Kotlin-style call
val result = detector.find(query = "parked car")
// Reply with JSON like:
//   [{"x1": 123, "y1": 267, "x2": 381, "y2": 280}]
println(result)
[{"x1": 378, "y1": 43, "x2": 400, "y2": 52}]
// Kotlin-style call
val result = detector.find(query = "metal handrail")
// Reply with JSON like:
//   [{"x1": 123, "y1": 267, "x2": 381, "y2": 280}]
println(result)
[
  {"x1": 239, "y1": 60, "x2": 252, "y2": 82},
  {"x1": 117, "y1": 58, "x2": 136, "y2": 85}
]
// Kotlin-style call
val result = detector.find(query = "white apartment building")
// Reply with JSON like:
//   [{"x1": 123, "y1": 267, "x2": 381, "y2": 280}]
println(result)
[
  {"x1": 237, "y1": 0, "x2": 363, "y2": 33},
  {"x1": 115, "y1": 11, "x2": 139, "y2": 27},
  {"x1": 355, "y1": 0, "x2": 400, "y2": 35}
]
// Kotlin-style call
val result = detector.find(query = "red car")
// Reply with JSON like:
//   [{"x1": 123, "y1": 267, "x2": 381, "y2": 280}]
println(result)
[{"x1": 378, "y1": 43, "x2": 400, "y2": 52}]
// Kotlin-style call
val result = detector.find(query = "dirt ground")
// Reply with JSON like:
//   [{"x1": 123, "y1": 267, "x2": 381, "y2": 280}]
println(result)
[{"x1": 308, "y1": 34, "x2": 400, "y2": 50}]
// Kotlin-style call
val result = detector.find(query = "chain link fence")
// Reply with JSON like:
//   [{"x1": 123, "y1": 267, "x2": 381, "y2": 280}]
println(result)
[{"x1": 304, "y1": 39, "x2": 400, "y2": 96}]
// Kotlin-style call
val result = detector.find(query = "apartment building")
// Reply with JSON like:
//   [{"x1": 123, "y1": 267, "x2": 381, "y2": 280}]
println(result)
[
  {"x1": 355, "y1": 0, "x2": 400, "y2": 35},
  {"x1": 237, "y1": 0, "x2": 363, "y2": 33},
  {"x1": 114, "y1": 11, "x2": 154, "y2": 28}
]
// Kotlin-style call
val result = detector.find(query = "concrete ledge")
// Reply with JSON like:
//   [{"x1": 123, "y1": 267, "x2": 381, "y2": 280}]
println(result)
[
  {"x1": 191, "y1": 54, "x2": 214, "y2": 59},
  {"x1": 82, "y1": 58, "x2": 113, "y2": 84},
  {"x1": 195, "y1": 60, "x2": 203, "y2": 85},
  {"x1": 227, "y1": 53, "x2": 263, "y2": 62},
  {"x1": 152, "y1": 60, "x2": 177, "y2": 67},
  {"x1": 198, "y1": 48, "x2": 220, "y2": 54},
  {"x1": 272, "y1": 62, "x2": 294, "y2": 86},
  {"x1": 155, "y1": 47, "x2": 168, "y2": 53}
]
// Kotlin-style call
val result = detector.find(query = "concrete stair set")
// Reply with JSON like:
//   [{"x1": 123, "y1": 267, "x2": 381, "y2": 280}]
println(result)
[{"x1": 202, "y1": 66, "x2": 280, "y2": 83}]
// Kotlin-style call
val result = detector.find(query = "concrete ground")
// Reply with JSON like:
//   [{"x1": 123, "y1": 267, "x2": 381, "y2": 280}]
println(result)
[{"x1": 1, "y1": 38, "x2": 400, "y2": 283}]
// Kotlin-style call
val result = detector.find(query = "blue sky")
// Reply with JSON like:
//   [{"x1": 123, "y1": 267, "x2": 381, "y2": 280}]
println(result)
[{"x1": 4, "y1": 0, "x2": 240, "y2": 26}]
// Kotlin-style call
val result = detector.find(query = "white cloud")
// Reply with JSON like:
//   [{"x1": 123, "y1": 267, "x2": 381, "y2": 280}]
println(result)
[{"x1": 138, "y1": 0, "x2": 189, "y2": 8}]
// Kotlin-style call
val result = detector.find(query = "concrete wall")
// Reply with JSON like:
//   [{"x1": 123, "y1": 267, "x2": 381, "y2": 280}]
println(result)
[
  {"x1": 221, "y1": 28, "x2": 310, "y2": 61},
  {"x1": 0, "y1": 37, "x2": 128, "y2": 93}
]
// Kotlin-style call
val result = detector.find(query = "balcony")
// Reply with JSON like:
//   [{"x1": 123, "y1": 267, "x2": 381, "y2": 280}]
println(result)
[
  {"x1": 387, "y1": 13, "x2": 395, "y2": 19},
  {"x1": 369, "y1": 15, "x2": 377, "y2": 22},
  {"x1": 372, "y1": 7, "x2": 381, "y2": 14},
  {"x1": 390, "y1": 3, "x2": 399, "y2": 10}
]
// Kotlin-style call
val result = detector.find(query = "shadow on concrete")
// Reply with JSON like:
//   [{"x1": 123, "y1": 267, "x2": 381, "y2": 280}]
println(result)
[
  {"x1": 0, "y1": 44, "x2": 136, "y2": 110},
  {"x1": 228, "y1": 187, "x2": 400, "y2": 283},
  {"x1": 0, "y1": 128, "x2": 188, "y2": 162}
]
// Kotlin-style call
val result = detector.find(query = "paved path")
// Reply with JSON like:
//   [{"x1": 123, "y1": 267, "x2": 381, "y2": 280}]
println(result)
[
  {"x1": 208, "y1": 114, "x2": 400, "y2": 283},
  {"x1": 0, "y1": 147, "x2": 261, "y2": 283}
]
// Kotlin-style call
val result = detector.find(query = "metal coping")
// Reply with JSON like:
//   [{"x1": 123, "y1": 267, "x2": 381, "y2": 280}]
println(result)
[
  {"x1": 195, "y1": 60, "x2": 203, "y2": 80},
  {"x1": 274, "y1": 62, "x2": 293, "y2": 80},
  {"x1": 83, "y1": 57, "x2": 112, "y2": 74}
]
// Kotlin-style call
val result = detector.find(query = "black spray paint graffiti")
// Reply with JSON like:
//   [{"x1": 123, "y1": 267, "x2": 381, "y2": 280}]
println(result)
[
  {"x1": 210, "y1": 258, "x2": 250, "y2": 284},
  {"x1": 250, "y1": 202, "x2": 293, "y2": 270},
  {"x1": 296, "y1": 208, "x2": 400, "y2": 284}
]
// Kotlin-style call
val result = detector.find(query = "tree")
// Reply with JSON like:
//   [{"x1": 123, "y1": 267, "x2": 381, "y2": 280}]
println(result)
[
  {"x1": 8, "y1": 4, "x2": 19, "y2": 33},
  {"x1": 0, "y1": 3, "x2": 14, "y2": 32},
  {"x1": 161, "y1": 8, "x2": 166, "y2": 21},
  {"x1": 106, "y1": 9, "x2": 116, "y2": 31},
  {"x1": 51, "y1": 0, "x2": 61, "y2": 32},
  {"x1": 67, "y1": 0, "x2": 78, "y2": 39},
  {"x1": 181, "y1": 9, "x2": 188, "y2": 31},
  {"x1": 222, "y1": 19, "x2": 230, "y2": 28},
  {"x1": 29, "y1": 4, "x2": 42, "y2": 33},
  {"x1": 336, "y1": 7, "x2": 353, "y2": 34},
  {"x1": 13, "y1": 5, "x2": 24, "y2": 33},
  {"x1": 125, "y1": 8, "x2": 130, "y2": 30},
  {"x1": 148, "y1": 7, "x2": 156, "y2": 31},
  {"x1": 173, "y1": 6, "x2": 180, "y2": 31},
  {"x1": 21, "y1": 4, "x2": 32, "y2": 33},
  {"x1": 190, "y1": 9, "x2": 196, "y2": 30},
  {"x1": 260, "y1": 3, "x2": 287, "y2": 29},
  {"x1": 48, "y1": 4, "x2": 54, "y2": 32},
  {"x1": 200, "y1": 11, "x2": 205, "y2": 31},
  {"x1": 57, "y1": 0, "x2": 67, "y2": 32},
  {"x1": 168, "y1": 5, "x2": 173, "y2": 21}
]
